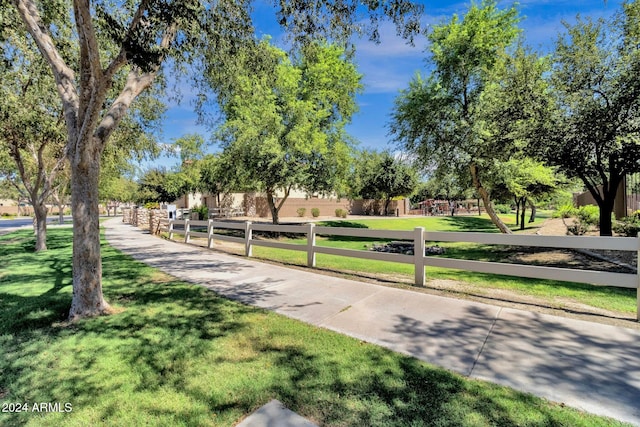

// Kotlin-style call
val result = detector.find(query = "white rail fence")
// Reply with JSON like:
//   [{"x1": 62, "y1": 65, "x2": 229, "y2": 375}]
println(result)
[{"x1": 160, "y1": 219, "x2": 640, "y2": 320}]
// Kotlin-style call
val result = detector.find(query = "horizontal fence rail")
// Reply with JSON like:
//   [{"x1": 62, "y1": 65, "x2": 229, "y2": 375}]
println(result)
[{"x1": 158, "y1": 219, "x2": 640, "y2": 320}]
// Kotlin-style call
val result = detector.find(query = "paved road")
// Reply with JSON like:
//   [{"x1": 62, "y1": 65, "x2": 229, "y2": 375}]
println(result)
[
  {"x1": 0, "y1": 216, "x2": 72, "y2": 229},
  {"x1": 105, "y1": 218, "x2": 640, "y2": 426}
]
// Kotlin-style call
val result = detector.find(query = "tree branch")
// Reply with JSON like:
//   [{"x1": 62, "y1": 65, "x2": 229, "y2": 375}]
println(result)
[
  {"x1": 103, "y1": 0, "x2": 152, "y2": 82},
  {"x1": 94, "y1": 23, "x2": 177, "y2": 153},
  {"x1": 13, "y1": 0, "x2": 79, "y2": 135},
  {"x1": 578, "y1": 171, "x2": 603, "y2": 205},
  {"x1": 73, "y1": 0, "x2": 103, "y2": 82}
]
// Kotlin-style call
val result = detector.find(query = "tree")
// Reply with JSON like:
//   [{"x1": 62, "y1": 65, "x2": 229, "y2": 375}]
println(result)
[
  {"x1": 0, "y1": 22, "x2": 67, "y2": 251},
  {"x1": 8, "y1": 0, "x2": 421, "y2": 319},
  {"x1": 358, "y1": 152, "x2": 417, "y2": 215},
  {"x1": 136, "y1": 168, "x2": 186, "y2": 205},
  {"x1": 415, "y1": 172, "x2": 472, "y2": 205},
  {"x1": 474, "y1": 44, "x2": 561, "y2": 228},
  {"x1": 535, "y1": 3, "x2": 640, "y2": 235},
  {"x1": 213, "y1": 40, "x2": 361, "y2": 224},
  {"x1": 390, "y1": 0, "x2": 520, "y2": 233},
  {"x1": 50, "y1": 167, "x2": 71, "y2": 224},
  {"x1": 199, "y1": 153, "x2": 237, "y2": 207},
  {"x1": 496, "y1": 158, "x2": 560, "y2": 230}
]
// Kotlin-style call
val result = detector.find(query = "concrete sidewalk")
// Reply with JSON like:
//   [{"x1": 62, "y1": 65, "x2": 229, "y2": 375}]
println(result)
[{"x1": 104, "y1": 218, "x2": 640, "y2": 426}]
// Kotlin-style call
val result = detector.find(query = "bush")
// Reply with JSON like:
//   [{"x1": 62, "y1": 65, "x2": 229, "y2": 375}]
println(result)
[
  {"x1": 335, "y1": 208, "x2": 348, "y2": 218},
  {"x1": 144, "y1": 202, "x2": 160, "y2": 209},
  {"x1": 494, "y1": 204, "x2": 511, "y2": 214},
  {"x1": 565, "y1": 205, "x2": 600, "y2": 235},
  {"x1": 311, "y1": 208, "x2": 320, "y2": 218},
  {"x1": 297, "y1": 207, "x2": 306, "y2": 217},
  {"x1": 576, "y1": 205, "x2": 599, "y2": 226},
  {"x1": 614, "y1": 215, "x2": 640, "y2": 237},
  {"x1": 553, "y1": 204, "x2": 577, "y2": 219},
  {"x1": 192, "y1": 205, "x2": 209, "y2": 220}
]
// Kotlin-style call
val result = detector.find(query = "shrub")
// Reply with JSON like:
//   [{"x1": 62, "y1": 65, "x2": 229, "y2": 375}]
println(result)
[
  {"x1": 566, "y1": 205, "x2": 600, "y2": 235},
  {"x1": 614, "y1": 215, "x2": 640, "y2": 237},
  {"x1": 192, "y1": 205, "x2": 209, "y2": 220},
  {"x1": 494, "y1": 204, "x2": 511, "y2": 214},
  {"x1": 566, "y1": 222, "x2": 590, "y2": 236},
  {"x1": 553, "y1": 204, "x2": 577, "y2": 219},
  {"x1": 311, "y1": 208, "x2": 320, "y2": 218},
  {"x1": 576, "y1": 205, "x2": 599, "y2": 226},
  {"x1": 297, "y1": 207, "x2": 306, "y2": 217},
  {"x1": 335, "y1": 208, "x2": 348, "y2": 218},
  {"x1": 144, "y1": 202, "x2": 160, "y2": 209}
]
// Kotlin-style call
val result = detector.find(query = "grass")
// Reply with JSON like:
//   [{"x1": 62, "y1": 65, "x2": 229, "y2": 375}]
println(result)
[
  {"x1": 0, "y1": 227, "x2": 632, "y2": 426},
  {"x1": 245, "y1": 213, "x2": 637, "y2": 315}
]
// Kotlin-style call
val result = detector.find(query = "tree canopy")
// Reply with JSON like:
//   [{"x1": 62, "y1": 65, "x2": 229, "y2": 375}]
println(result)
[
  {"x1": 535, "y1": 3, "x2": 640, "y2": 235},
  {"x1": 390, "y1": 0, "x2": 521, "y2": 233},
  {"x1": 213, "y1": 39, "x2": 361, "y2": 224},
  {"x1": 356, "y1": 151, "x2": 418, "y2": 215}
]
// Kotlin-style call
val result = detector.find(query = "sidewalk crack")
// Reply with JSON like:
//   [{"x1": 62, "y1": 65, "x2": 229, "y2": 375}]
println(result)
[{"x1": 469, "y1": 307, "x2": 502, "y2": 377}]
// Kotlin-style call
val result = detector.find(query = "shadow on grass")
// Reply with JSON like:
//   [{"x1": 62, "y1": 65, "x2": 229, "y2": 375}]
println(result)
[
  {"x1": 318, "y1": 220, "x2": 370, "y2": 229},
  {"x1": 242, "y1": 326, "x2": 615, "y2": 426},
  {"x1": 0, "y1": 229, "x2": 257, "y2": 425},
  {"x1": 0, "y1": 229, "x2": 75, "y2": 332},
  {"x1": 441, "y1": 216, "x2": 503, "y2": 232}
]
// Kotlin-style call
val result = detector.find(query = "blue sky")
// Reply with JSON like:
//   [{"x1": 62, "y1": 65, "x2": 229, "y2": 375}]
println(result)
[{"x1": 152, "y1": 0, "x2": 623, "y2": 170}]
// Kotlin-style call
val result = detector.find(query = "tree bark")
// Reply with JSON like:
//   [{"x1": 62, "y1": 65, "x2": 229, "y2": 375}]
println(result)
[
  {"x1": 266, "y1": 192, "x2": 281, "y2": 225},
  {"x1": 33, "y1": 201, "x2": 48, "y2": 251},
  {"x1": 68, "y1": 156, "x2": 112, "y2": 320},
  {"x1": 266, "y1": 187, "x2": 291, "y2": 225},
  {"x1": 528, "y1": 200, "x2": 536, "y2": 223},
  {"x1": 470, "y1": 163, "x2": 512, "y2": 234},
  {"x1": 579, "y1": 172, "x2": 620, "y2": 236},
  {"x1": 599, "y1": 203, "x2": 614, "y2": 237}
]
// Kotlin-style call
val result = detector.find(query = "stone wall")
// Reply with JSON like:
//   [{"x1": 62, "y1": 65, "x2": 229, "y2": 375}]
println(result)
[
  {"x1": 122, "y1": 207, "x2": 133, "y2": 224},
  {"x1": 122, "y1": 207, "x2": 166, "y2": 234},
  {"x1": 149, "y1": 209, "x2": 166, "y2": 235}
]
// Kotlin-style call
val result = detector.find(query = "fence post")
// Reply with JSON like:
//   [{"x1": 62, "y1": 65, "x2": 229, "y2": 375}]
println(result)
[
  {"x1": 637, "y1": 235, "x2": 640, "y2": 322},
  {"x1": 168, "y1": 220, "x2": 174, "y2": 240},
  {"x1": 207, "y1": 219, "x2": 214, "y2": 249},
  {"x1": 245, "y1": 221, "x2": 253, "y2": 257},
  {"x1": 414, "y1": 227, "x2": 425, "y2": 286},
  {"x1": 307, "y1": 223, "x2": 316, "y2": 267},
  {"x1": 184, "y1": 219, "x2": 190, "y2": 243}
]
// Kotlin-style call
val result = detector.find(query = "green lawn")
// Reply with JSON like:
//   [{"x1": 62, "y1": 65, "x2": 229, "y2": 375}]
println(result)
[
  {"x1": 246, "y1": 213, "x2": 637, "y2": 315},
  {"x1": 0, "y1": 227, "x2": 631, "y2": 426}
]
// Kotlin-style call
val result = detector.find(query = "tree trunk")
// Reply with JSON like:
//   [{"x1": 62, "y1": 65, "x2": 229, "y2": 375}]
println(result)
[
  {"x1": 384, "y1": 198, "x2": 391, "y2": 216},
  {"x1": 580, "y1": 173, "x2": 619, "y2": 236},
  {"x1": 514, "y1": 197, "x2": 520, "y2": 226},
  {"x1": 33, "y1": 201, "x2": 48, "y2": 251},
  {"x1": 266, "y1": 192, "x2": 280, "y2": 225},
  {"x1": 68, "y1": 158, "x2": 112, "y2": 320},
  {"x1": 470, "y1": 164, "x2": 512, "y2": 234},
  {"x1": 519, "y1": 199, "x2": 526, "y2": 231},
  {"x1": 58, "y1": 204, "x2": 65, "y2": 224},
  {"x1": 599, "y1": 202, "x2": 614, "y2": 237},
  {"x1": 528, "y1": 200, "x2": 536, "y2": 223}
]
